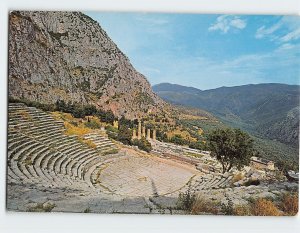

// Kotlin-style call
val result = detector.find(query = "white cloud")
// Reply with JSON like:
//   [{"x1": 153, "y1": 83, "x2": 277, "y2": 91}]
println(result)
[
  {"x1": 277, "y1": 43, "x2": 295, "y2": 51},
  {"x1": 143, "y1": 43, "x2": 300, "y2": 89},
  {"x1": 255, "y1": 16, "x2": 300, "y2": 43},
  {"x1": 255, "y1": 23, "x2": 281, "y2": 39},
  {"x1": 280, "y1": 28, "x2": 300, "y2": 42},
  {"x1": 208, "y1": 15, "x2": 246, "y2": 34}
]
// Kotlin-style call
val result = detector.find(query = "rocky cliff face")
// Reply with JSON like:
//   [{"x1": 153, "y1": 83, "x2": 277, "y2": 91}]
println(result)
[{"x1": 8, "y1": 11, "x2": 165, "y2": 118}]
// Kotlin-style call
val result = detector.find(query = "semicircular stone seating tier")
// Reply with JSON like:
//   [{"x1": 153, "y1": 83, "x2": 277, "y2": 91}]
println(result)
[
  {"x1": 189, "y1": 173, "x2": 234, "y2": 192},
  {"x1": 7, "y1": 103, "x2": 121, "y2": 192}
]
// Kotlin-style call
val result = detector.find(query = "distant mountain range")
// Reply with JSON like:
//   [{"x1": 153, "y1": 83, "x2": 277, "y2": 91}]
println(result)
[{"x1": 153, "y1": 83, "x2": 300, "y2": 147}]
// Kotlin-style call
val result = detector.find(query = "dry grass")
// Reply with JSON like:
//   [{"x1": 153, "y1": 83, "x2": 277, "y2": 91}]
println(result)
[
  {"x1": 18, "y1": 110, "x2": 31, "y2": 120},
  {"x1": 64, "y1": 122, "x2": 91, "y2": 136},
  {"x1": 233, "y1": 194, "x2": 298, "y2": 216},
  {"x1": 184, "y1": 152, "x2": 204, "y2": 158},
  {"x1": 190, "y1": 195, "x2": 219, "y2": 215},
  {"x1": 198, "y1": 128, "x2": 204, "y2": 135},
  {"x1": 63, "y1": 113, "x2": 75, "y2": 121},
  {"x1": 251, "y1": 198, "x2": 281, "y2": 216},
  {"x1": 102, "y1": 148, "x2": 119, "y2": 155},
  {"x1": 166, "y1": 128, "x2": 197, "y2": 142},
  {"x1": 23, "y1": 158, "x2": 33, "y2": 166},
  {"x1": 233, "y1": 204, "x2": 252, "y2": 216},
  {"x1": 52, "y1": 112, "x2": 76, "y2": 122},
  {"x1": 280, "y1": 193, "x2": 298, "y2": 216},
  {"x1": 84, "y1": 116, "x2": 103, "y2": 129},
  {"x1": 51, "y1": 111, "x2": 62, "y2": 120},
  {"x1": 78, "y1": 138, "x2": 97, "y2": 149},
  {"x1": 86, "y1": 116, "x2": 101, "y2": 124},
  {"x1": 232, "y1": 172, "x2": 244, "y2": 183}
]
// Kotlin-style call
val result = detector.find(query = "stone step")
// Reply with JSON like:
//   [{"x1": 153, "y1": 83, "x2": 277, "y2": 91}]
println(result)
[
  {"x1": 76, "y1": 153, "x2": 101, "y2": 179},
  {"x1": 65, "y1": 150, "x2": 96, "y2": 177},
  {"x1": 7, "y1": 166, "x2": 20, "y2": 181}
]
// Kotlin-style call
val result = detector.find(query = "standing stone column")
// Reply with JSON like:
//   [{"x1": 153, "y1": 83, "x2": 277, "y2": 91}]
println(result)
[
  {"x1": 142, "y1": 126, "x2": 146, "y2": 138},
  {"x1": 153, "y1": 129, "x2": 156, "y2": 140},
  {"x1": 113, "y1": 120, "x2": 119, "y2": 129},
  {"x1": 137, "y1": 120, "x2": 142, "y2": 139},
  {"x1": 132, "y1": 129, "x2": 137, "y2": 139},
  {"x1": 146, "y1": 128, "x2": 151, "y2": 140}
]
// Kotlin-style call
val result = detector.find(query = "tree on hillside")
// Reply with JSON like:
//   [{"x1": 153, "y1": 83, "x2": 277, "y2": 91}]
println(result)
[
  {"x1": 117, "y1": 124, "x2": 132, "y2": 145},
  {"x1": 132, "y1": 137, "x2": 152, "y2": 153},
  {"x1": 169, "y1": 134, "x2": 188, "y2": 145},
  {"x1": 97, "y1": 109, "x2": 115, "y2": 124},
  {"x1": 156, "y1": 130, "x2": 168, "y2": 142},
  {"x1": 119, "y1": 115, "x2": 133, "y2": 128},
  {"x1": 207, "y1": 128, "x2": 255, "y2": 173},
  {"x1": 189, "y1": 141, "x2": 206, "y2": 150}
]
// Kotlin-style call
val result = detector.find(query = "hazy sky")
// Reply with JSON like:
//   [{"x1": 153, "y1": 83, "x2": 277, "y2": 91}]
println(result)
[{"x1": 86, "y1": 12, "x2": 300, "y2": 90}]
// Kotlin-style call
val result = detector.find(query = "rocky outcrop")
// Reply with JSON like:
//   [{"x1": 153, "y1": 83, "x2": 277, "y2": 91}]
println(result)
[{"x1": 8, "y1": 11, "x2": 166, "y2": 118}]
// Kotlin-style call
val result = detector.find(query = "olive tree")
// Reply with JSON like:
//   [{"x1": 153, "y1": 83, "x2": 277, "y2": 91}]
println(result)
[{"x1": 207, "y1": 128, "x2": 254, "y2": 173}]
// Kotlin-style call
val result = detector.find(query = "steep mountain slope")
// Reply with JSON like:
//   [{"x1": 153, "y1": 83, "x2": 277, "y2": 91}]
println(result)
[
  {"x1": 153, "y1": 83, "x2": 300, "y2": 147},
  {"x1": 154, "y1": 83, "x2": 202, "y2": 94},
  {"x1": 8, "y1": 11, "x2": 165, "y2": 119}
]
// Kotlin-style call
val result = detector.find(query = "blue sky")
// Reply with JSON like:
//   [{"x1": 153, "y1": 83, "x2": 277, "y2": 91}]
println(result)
[{"x1": 86, "y1": 12, "x2": 300, "y2": 90}]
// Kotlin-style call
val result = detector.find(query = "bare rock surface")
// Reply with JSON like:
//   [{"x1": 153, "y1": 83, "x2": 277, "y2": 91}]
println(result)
[{"x1": 9, "y1": 11, "x2": 166, "y2": 118}]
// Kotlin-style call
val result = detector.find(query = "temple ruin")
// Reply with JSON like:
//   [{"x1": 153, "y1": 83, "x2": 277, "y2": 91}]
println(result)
[
  {"x1": 138, "y1": 120, "x2": 142, "y2": 139},
  {"x1": 132, "y1": 120, "x2": 157, "y2": 141},
  {"x1": 132, "y1": 129, "x2": 137, "y2": 139},
  {"x1": 142, "y1": 126, "x2": 146, "y2": 138}
]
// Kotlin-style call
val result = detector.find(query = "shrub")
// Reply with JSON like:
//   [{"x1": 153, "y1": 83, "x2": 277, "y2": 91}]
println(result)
[
  {"x1": 117, "y1": 125, "x2": 132, "y2": 145},
  {"x1": 221, "y1": 200, "x2": 234, "y2": 215},
  {"x1": 132, "y1": 137, "x2": 152, "y2": 152},
  {"x1": 84, "y1": 207, "x2": 91, "y2": 213},
  {"x1": 9, "y1": 97, "x2": 56, "y2": 112},
  {"x1": 97, "y1": 109, "x2": 115, "y2": 124},
  {"x1": 156, "y1": 130, "x2": 168, "y2": 142},
  {"x1": 84, "y1": 117, "x2": 101, "y2": 129},
  {"x1": 189, "y1": 141, "x2": 205, "y2": 150},
  {"x1": 62, "y1": 113, "x2": 75, "y2": 121},
  {"x1": 84, "y1": 105, "x2": 97, "y2": 116},
  {"x1": 280, "y1": 192, "x2": 298, "y2": 216},
  {"x1": 105, "y1": 125, "x2": 118, "y2": 133},
  {"x1": 190, "y1": 195, "x2": 219, "y2": 215},
  {"x1": 177, "y1": 184, "x2": 196, "y2": 212},
  {"x1": 233, "y1": 204, "x2": 252, "y2": 216},
  {"x1": 169, "y1": 134, "x2": 188, "y2": 145},
  {"x1": 251, "y1": 198, "x2": 281, "y2": 216},
  {"x1": 232, "y1": 173, "x2": 244, "y2": 183},
  {"x1": 119, "y1": 115, "x2": 134, "y2": 128},
  {"x1": 56, "y1": 99, "x2": 115, "y2": 123},
  {"x1": 64, "y1": 122, "x2": 91, "y2": 136},
  {"x1": 19, "y1": 110, "x2": 31, "y2": 120},
  {"x1": 70, "y1": 121, "x2": 78, "y2": 126},
  {"x1": 107, "y1": 131, "x2": 118, "y2": 140},
  {"x1": 23, "y1": 158, "x2": 33, "y2": 166},
  {"x1": 102, "y1": 148, "x2": 119, "y2": 155},
  {"x1": 82, "y1": 139, "x2": 97, "y2": 149},
  {"x1": 27, "y1": 202, "x2": 56, "y2": 212},
  {"x1": 244, "y1": 179, "x2": 260, "y2": 186}
]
